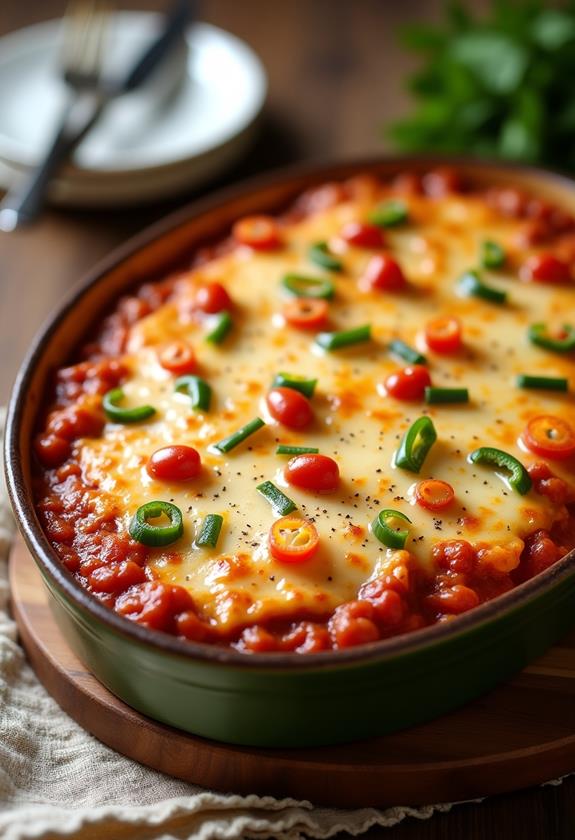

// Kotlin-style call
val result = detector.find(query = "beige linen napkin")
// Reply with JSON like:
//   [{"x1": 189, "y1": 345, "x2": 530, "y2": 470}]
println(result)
[{"x1": 0, "y1": 408, "x2": 459, "y2": 840}]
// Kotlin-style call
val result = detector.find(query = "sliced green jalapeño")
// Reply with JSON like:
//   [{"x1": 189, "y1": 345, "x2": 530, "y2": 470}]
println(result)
[
  {"x1": 480, "y1": 240, "x2": 506, "y2": 269},
  {"x1": 206, "y1": 311, "x2": 233, "y2": 344},
  {"x1": 308, "y1": 241, "x2": 343, "y2": 272},
  {"x1": 368, "y1": 199, "x2": 409, "y2": 228},
  {"x1": 457, "y1": 269, "x2": 507, "y2": 304},
  {"x1": 372, "y1": 509, "x2": 412, "y2": 549},
  {"x1": 394, "y1": 416, "x2": 437, "y2": 473},
  {"x1": 103, "y1": 388, "x2": 156, "y2": 424},
  {"x1": 468, "y1": 447, "x2": 531, "y2": 495},
  {"x1": 272, "y1": 372, "x2": 317, "y2": 398},
  {"x1": 281, "y1": 273, "x2": 335, "y2": 299},
  {"x1": 175, "y1": 375, "x2": 212, "y2": 411},
  {"x1": 129, "y1": 501, "x2": 183, "y2": 546},
  {"x1": 528, "y1": 323, "x2": 575, "y2": 353}
]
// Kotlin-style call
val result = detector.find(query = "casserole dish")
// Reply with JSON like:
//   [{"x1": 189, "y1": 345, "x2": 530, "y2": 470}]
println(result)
[{"x1": 6, "y1": 157, "x2": 575, "y2": 747}]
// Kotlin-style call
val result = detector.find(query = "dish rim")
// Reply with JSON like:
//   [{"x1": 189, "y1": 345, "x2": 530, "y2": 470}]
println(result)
[{"x1": 6, "y1": 153, "x2": 575, "y2": 671}]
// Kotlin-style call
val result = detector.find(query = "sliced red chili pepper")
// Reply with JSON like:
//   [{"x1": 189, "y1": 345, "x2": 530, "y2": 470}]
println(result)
[
  {"x1": 521, "y1": 415, "x2": 575, "y2": 460},
  {"x1": 415, "y1": 479, "x2": 455, "y2": 511},
  {"x1": 423, "y1": 316, "x2": 462, "y2": 354},
  {"x1": 269, "y1": 515, "x2": 320, "y2": 563},
  {"x1": 232, "y1": 215, "x2": 282, "y2": 250},
  {"x1": 282, "y1": 297, "x2": 329, "y2": 330},
  {"x1": 158, "y1": 341, "x2": 197, "y2": 375}
]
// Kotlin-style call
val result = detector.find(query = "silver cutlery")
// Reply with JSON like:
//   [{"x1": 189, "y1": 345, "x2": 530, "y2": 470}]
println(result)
[{"x1": 0, "y1": 0, "x2": 191, "y2": 232}]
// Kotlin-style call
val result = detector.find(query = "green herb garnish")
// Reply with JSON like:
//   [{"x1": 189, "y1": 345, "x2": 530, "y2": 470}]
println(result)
[{"x1": 388, "y1": 3, "x2": 575, "y2": 172}]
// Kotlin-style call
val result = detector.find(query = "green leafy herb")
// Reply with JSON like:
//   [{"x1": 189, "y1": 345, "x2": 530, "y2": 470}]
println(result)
[{"x1": 388, "y1": 1, "x2": 575, "y2": 172}]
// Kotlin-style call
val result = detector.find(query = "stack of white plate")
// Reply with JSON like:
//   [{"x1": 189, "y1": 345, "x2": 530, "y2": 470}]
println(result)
[{"x1": 0, "y1": 13, "x2": 267, "y2": 207}]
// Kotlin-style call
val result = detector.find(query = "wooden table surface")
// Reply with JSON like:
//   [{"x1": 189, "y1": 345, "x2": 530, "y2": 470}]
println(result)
[{"x1": 1, "y1": 1, "x2": 574, "y2": 837}]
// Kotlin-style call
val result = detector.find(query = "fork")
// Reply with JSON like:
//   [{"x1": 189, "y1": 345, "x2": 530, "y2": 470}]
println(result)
[{"x1": 0, "y1": 0, "x2": 111, "y2": 232}]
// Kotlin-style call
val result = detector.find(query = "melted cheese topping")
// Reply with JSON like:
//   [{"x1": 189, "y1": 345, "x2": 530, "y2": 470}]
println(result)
[{"x1": 78, "y1": 186, "x2": 575, "y2": 632}]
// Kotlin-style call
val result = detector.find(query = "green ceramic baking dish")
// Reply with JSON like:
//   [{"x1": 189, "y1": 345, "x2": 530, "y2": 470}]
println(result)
[{"x1": 6, "y1": 157, "x2": 575, "y2": 748}]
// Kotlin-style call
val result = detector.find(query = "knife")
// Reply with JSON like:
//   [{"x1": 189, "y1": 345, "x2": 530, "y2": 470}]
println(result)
[{"x1": 0, "y1": 0, "x2": 193, "y2": 232}]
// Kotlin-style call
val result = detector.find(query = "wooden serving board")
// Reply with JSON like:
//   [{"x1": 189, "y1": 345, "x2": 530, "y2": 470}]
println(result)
[{"x1": 9, "y1": 536, "x2": 575, "y2": 808}]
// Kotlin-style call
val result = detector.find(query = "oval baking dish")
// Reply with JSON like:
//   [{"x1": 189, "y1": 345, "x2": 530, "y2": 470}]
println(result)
[{"x1": 6, "y1": 157, "x2": 575, "y2": 747}]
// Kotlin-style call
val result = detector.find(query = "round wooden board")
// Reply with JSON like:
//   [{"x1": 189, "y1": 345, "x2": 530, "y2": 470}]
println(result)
[{"x1": 9, "y1": 536, "x2": 575, "y2": 808}]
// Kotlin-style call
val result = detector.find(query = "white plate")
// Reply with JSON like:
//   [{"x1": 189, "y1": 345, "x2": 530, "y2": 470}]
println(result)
[{"x1": 0, "y1": 13, "x2": 267, "y2": 205}]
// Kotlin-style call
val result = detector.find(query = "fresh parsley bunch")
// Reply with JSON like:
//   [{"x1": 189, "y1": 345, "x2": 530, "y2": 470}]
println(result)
[{"x1": 389, "y1": 1, "x2": 575, "y2": 171}]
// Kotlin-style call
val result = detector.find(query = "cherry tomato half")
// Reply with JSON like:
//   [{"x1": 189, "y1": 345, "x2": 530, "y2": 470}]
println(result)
[
  {"x1": 358, "y1": 254, "x2": 407, "y2": 292},
  {"x1": 340, "y1": 221, "x2": 385, "y2": 249},
  {"x1": 269, "y1": 515, "x2": 320, "y2": 563},
  {"x1": 521, "y1": 415, "x2": 575, "y2": 460},
  {"x1": 384, "y1": 365, "x2": 431, "y2": 401},
  {"x1": 146, "y1": 445, "x2": 202, "y2": 481},
  {"x1": 423, "y1": 316, "x2": 463, "y2": 354},
  {"x1": 194, "y1": 282, "x2": 231, "y2": 314},
  {"x1": 266, "y1": 387, "x2": 313, "y2": 429},
  {"x1": 282, "y1": 297, "x2": 329, "y2": 330},
  {"x1": 284, "y1": 453, "x2": 340, "y2": 493},
  {"x1": 232, "y1": 215, "x2": 282, "y2": 251},
  {"x1": 158, "y1": 341, "x2": 197, "y2": 375},
  {"x1": 415, "y1": 479, "x2": 455, "y2": 511},
  {"x1": 520, "y1": 254, "x2": 571, "y2": 284}
]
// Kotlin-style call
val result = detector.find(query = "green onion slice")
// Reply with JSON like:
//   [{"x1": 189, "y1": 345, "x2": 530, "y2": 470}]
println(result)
[
  {"x1": 394, "y1": 416, "x2": 437, "y2": 473},
  {"x1": 196, "y1": 514, "x2": 223, "y2": 548},
  {"x1": 388, "y1": 339, "x2": 427, "y2": 365},
  {"x1": 206, "y1": 311, "x2": 233, "y2": 344},
  {"x1": 213, "y1": 417, "x2": 265, "y2": 453},
  {"x1": 368, "y1": 200, "x2": 409, "y2": 228},
  {"x1": 129, "y1": 501, "x2": 183, "y2": 546},
  {"x1": 457, "y1": 270, "x2": 507, "y2": 304},
  {"x1": 281, "y1": 273, "x2": 335, "y2": 300},
  {"x1": 315, "y1": 324, "x2": 371, "y2": 351},
  {"x1": 372, "y1": 509, "x2": 412, "y2": 550},
  {"x1": 425, "y1": 387, "x2": 469, "y2": 404},
  {"x1": 271, "y1": 372, "x2": 317, "y2": 398},
  {"x1": 276, "y1": 444, "x2": 319, "y2": 456},
  {"x1": 468, "y1": 447, "x2": 531, "y2": 495},
  {"x1": 103, "y1": 388, "x2": 156, "y2": 424},
  {"x1": 528, "y1": 323, "x2": 575, "y2": 353},
  {"x1": 175, "y1": 375, "x2": 212, "y2": 411},
  {"x1": 516, "y1": 374, "x2": 568, "y2": 392},
  {"x1": 256, "y1": 481, "x2": 297, "y2": 515},
  {"x1": 308, "y1": 241, "x2": 342, "y2": 272},
  {"x1": 480, "y1": 240, "x2": 506, "y2": 269}
]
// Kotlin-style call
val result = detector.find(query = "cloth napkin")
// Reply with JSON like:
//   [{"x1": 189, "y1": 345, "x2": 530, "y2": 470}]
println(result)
[{"x1": 0, "y1": 407, "x2": 462, "y2": 840}]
